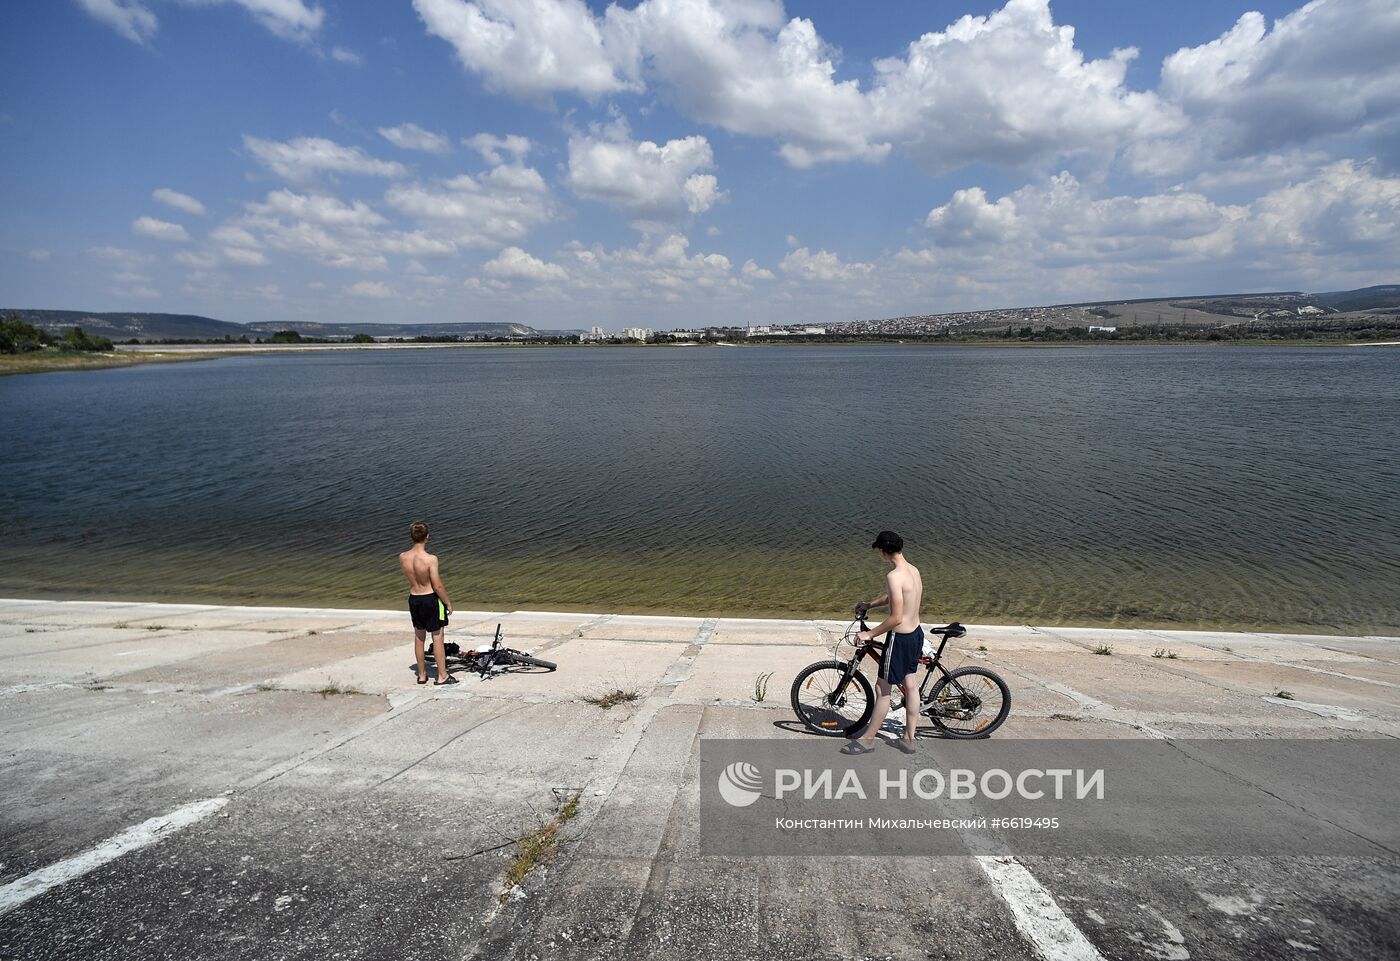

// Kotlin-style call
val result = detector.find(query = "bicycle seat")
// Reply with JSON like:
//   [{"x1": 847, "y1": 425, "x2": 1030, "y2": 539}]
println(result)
[{"x1": 930, "y1": 622, "x2": 966, "y2": 638}]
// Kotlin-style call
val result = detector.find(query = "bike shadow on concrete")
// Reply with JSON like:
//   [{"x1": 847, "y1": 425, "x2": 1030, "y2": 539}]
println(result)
[{"x1": 769, "y1": 717, "x2": 962, "y2": 740}]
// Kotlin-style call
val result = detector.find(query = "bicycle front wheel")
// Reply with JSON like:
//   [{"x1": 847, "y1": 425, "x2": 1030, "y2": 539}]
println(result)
[
  {"x1": 500, "y1": 650, "x2": 557, "y2": 673},
  {"x1": 791, "y1": 660, "x2": 874, "y2": 737},
  {"x1": 926, "y1": 667, "x2": 1011, "y2": 738}
]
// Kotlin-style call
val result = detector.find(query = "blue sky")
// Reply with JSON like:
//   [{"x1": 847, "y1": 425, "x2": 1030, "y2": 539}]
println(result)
[{"x1": 2, "y1": 0, "x2": 1398, "y2": 329}]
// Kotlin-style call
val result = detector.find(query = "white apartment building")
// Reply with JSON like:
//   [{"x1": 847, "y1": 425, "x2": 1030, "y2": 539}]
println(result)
[{"x1": 622, "y1": 327, "x2": 652, "y2": 341}]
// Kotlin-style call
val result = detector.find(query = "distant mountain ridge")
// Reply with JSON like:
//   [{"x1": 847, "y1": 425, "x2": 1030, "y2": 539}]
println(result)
[
  {"x1": 1, "y1": 309, "x2": 546, "y2": 341},
  {"x1": 1310, "y1": 285, "x2": 1400, "y2": 312},
  {"x1": 242, "y1": 319, "x2": 541, "y2": 338},
  {"x1": 6, "y1": 284, "x2": 1397, "y2": 341}
]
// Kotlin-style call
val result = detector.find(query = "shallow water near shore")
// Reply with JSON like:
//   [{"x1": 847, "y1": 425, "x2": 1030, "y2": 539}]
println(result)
[{"x1": 1, "y1": 344, "x2": 1396, "y2": 633}]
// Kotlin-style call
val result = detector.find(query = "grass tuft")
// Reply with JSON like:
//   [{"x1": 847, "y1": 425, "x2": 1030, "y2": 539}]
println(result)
[
  {"x1": 977, "y1": 644, "x2": 988, "y2": 652},
  {"x1": 1273, "y1": 690, "x2": 1295, "y2": 700},
  {"x1": 1151, "y1": 648, "x2": 1179, "y2": 659},
  {"x1": 1049, "y1": 712, "x2": 1082, "y2": 722},
  {"x1": 306, "y1": 630, "x2": 318, "y2": 636},
  {"x1": 752, "y1": 671, "x2": 774, "y2": 703},
  {"x1": 501, "y1": 790, "x2": 582, "y2": 900},
  {"x1": 583, "y1": 688, "x2": 640, "y2": 710},
  {"x1": 1091, "y1": 644, "x2": 1114, "y2": 656},
  {"x1": 314, "y1": 680, "x2": 362, "y2": 698}
]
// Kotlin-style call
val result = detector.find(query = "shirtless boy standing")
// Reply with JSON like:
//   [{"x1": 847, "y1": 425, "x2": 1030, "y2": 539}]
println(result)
[
  {"x1": 844, "y1": 530, "x2": 923, "y2": 755},
  {"x1": 399, "y1": 521, "x2": 457, "y2": 686}
]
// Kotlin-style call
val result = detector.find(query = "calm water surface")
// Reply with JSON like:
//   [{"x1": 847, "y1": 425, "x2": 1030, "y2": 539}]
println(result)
[{"x1": 1, "y1": 345, "x2": 1396, "y2": 632}]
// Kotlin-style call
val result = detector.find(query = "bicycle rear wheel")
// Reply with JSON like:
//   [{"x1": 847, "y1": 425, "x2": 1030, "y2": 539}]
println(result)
[
  {"x1": 926, "y1": 667, "x2": 1011, "y2": 738},
  {"x1": 790, "y1": 660, "x2": 874, "y2": 737},
  {"x1": 500, "y1": 650, "x2": 557, "y2": 673}
]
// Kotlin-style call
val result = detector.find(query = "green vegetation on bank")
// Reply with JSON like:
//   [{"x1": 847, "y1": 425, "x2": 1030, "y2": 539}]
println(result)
[
  {"x1": 0, "y1": 313, "x2": 229, "y2": 376},
  {"x1": 2, "y1": 313, "x2": 113, "y2": 353}
]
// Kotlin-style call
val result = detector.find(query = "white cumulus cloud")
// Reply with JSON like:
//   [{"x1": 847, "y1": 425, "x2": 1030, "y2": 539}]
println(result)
[
  {"x1": 152, "y1": 188, "x2": 207, "y2": 216},
  {"x1": 78, "y1": 0, "x2": 324, "y2": 45},
  {"x1": 346, "y1": 280, "x2": 393, "y2": 298},
  {"x1": 217, "y1": 0, "x2": 325, "y2": 43},
  {"x1": 132, "y1": 216, "x2": 190, "y2": 242},
  {"x1": 1158, "y1": 0, "x2": 1400, "y2": 161},
  {"x1": 414, "y1": 0, "x2": 634, "y2": 100},
  {"x1": 899, "y1": 159, "x2": 1400, "y2": 303},
  {"x1": 379, "y1": 123, "x2": 452, "y2": 154},
  {"x1": 413, "y1": 0, "x2": 1182, "y2": 171},
  {"x1": 464, "y1": 132, "x2": 531, "y2": 164},
  {"x1": 779, "y1": 246, "x2": 873, "y2": 283},
  {"x1": 865, "y1": 0, "x2": 1179, "y2": 172},
  {"x1": 384, "y1": 162, "x2": 555, "y2": 249},
  {"x1": 741, "y1": 259, "x2": 775, "y2": 281},
  {"x1": 566, "y1": 125, "x2": 724, "y2": 229},
  {"x1": 244, "y1": 135, "x2": 407, "y2": 184},
  {"x1": 234, "y1": 189, "x2": 389, "y2": 271},
  {"x1": 77, "y1": 0, "x2": 157, "y2": 45},
  {"x1": 483, "y1": 246, "x2": 567, "y2": 281}
]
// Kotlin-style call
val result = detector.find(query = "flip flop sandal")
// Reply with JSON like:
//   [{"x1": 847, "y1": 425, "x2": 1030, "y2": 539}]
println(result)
[
  {"x1": 433, "y1": 675, "x2": 459, "y2": 686},
  {"x1": 840, "y1": 741, "x2": 876, "y2": 755},
  {"x1": 416, "y1": 676, "x2": 428, "y2": 685}
]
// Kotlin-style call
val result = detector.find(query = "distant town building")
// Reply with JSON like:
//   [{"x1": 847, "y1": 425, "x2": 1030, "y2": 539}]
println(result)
[
  {"x1": 1088, "y1": 325, "x2": 1118, "y2": 334},
  {"x1": 622, "y1": 327, "x2": 652, "y2": 341}
]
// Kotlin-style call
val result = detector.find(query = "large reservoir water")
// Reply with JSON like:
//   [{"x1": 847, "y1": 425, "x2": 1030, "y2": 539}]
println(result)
[{"x1": 2, "y1": 344, "x2": 1396, "y2": 632}]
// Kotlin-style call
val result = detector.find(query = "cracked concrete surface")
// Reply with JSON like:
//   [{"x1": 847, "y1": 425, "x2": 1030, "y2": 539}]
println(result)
[{"x1": 1, "y1": 599, "x2": 1397, "y2": 960}]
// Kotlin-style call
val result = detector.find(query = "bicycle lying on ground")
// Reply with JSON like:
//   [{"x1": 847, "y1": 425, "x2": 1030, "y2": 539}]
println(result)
[
  {"x1": 441, "y1": 624, "x2": 557, "y2": 677},
  {"x1": 790, "y1": 614, "x2": 1010, "y2": 739}
]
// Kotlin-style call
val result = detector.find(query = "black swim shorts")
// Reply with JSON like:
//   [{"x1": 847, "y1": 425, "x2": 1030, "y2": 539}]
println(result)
[
  {"x1": 408, "y1": 592, "x2": 449, "y2": 632},
  {"x1": 879, "y1": 626, "x2": 924, "y2": 684}
]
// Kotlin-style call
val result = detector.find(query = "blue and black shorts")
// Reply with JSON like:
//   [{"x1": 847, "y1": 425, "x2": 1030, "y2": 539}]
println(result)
[{"x1": 879, "y1": 626, "x2": 924, "y2": 684}]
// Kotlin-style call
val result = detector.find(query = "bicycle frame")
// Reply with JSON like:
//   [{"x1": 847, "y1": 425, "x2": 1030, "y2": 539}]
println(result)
[{"x1": 832, "y1": 617, "x2": 966, "y2": 707}]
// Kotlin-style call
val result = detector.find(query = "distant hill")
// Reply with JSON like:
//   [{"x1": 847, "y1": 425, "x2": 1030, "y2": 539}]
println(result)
[
  {"x1": 242, "y1": 320, "x2": 539, "y2": 338},
  {"x1": 4, "y1": 309, "x2": 248, "y2": 341},
  {"x1": 1054, "y1": 291, "x2": 1303, "y2": 309},
  {"x1": 1310, "y1": 285, "x2": 1400, "y2": 312},
  {"x1": 2, "y1": 309, "x2": 548, "y2": 341}
]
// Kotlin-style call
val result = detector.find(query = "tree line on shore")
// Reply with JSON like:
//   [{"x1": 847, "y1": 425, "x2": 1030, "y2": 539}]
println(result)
[
  {"x1": 1, "y1": 313, "x2": 113, "y2": 354},
  {"x1": 16, "y1": 314, "x2": 1393, "y2": 352}
]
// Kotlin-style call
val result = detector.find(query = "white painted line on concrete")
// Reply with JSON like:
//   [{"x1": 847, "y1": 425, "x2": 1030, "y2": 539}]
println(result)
[
  {"x1": 976, "y1": 855, "x2": 1106, "y2": 961},
  {"x1": 1238, "y1": 653, "x2": 1400, "y2": 690},
  {"x1": 0, "y1": 797, "x2": 228, "y2": 916},
  {"x1": 984, "y1": 656, "x2": 1173, "y2": 739},
  {"x1": 1262, "y1": 694, "x2": 1363, "y2": 721},
  {"x1": 208, "y1": 682, "x2": 260, "y2": 698}
]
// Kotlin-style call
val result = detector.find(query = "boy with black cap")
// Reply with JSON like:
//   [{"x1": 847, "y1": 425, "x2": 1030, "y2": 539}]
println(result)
[{"x1": 844, "y1": 530, "x2": 923, "y2": 755}]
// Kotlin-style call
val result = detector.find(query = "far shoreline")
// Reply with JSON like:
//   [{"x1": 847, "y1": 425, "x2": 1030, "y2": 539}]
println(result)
[
  {"x1": 2, "y1": 335, "x2": 1391, "y2": 379},
  {"x1": 117, "y1": 338, "x2": 1395, "y2": 354}
]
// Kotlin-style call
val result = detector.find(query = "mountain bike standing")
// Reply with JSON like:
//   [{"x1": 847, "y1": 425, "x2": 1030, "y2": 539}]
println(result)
[
  {"x1": 400, "y1": 521, "x2": 457, "y2": 686},
  {"x1": 843, "y1": 530, "x2": 923, "y2": 755}
]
